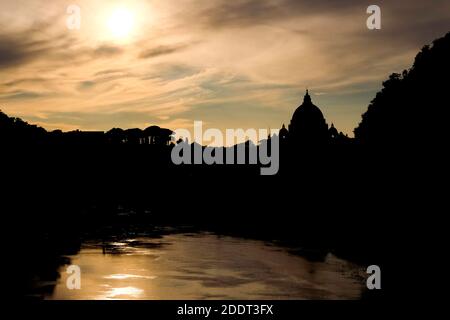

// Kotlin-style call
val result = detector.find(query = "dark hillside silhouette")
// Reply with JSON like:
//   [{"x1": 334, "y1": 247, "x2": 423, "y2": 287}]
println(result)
[
  {"x1": 0, "y1": 111, "x2": 47, "y2": 145},
  {"x1": 355, "y1": 32, "x2": 450, "y2": 147}
]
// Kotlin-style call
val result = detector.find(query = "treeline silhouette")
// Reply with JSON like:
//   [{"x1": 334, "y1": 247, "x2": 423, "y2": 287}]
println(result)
[
  {"x1": 0, "y1": 113, "x2": 175, "y2": 147},
  {"x1": 355, "y1": 32, "x2": 450, "y2": 147},
  {"x1": 3, "y1": 31, "x2": 449, "y2": 299}
]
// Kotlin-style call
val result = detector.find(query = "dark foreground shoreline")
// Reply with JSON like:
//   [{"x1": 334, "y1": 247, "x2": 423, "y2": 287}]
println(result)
[{"x1": 2, "y1": 144, "x2": 395, "y2": 300}]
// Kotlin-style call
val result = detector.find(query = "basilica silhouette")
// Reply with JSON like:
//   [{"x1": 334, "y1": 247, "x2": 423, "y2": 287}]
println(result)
[{"x1": 278, "y1": 90, "x2": 348, "y2": 145}]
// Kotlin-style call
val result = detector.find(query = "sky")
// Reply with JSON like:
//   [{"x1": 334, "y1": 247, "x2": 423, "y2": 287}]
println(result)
[{"x1": 1, "y1": 0, "x2": 450, "y2": 138}]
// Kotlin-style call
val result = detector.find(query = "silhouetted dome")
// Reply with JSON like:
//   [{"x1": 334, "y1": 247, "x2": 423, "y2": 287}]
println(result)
[
  {"x1": 279, "y1": 124, "x2": 289, "y2": 140},
  {"x1": 289, "y1": 90, "x2": 329, "y2": 143},
  {"x1": 291, "y1": 91, "x2": 325, "y2": 124}
]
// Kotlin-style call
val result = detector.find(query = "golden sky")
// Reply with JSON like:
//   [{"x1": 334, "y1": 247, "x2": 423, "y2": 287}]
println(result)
[{"x1": 1, "y1": 0, "x2": 450, "y2": 136}]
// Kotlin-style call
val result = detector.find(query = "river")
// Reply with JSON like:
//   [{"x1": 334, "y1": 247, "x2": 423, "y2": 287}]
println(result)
[{"x1": 45, "y1": 232, "x2": 366, "y2": 300}]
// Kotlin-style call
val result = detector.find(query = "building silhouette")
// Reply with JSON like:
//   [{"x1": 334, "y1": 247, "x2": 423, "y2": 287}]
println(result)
[{"x1": 280, "y1": 90, "x2": 347, "y2": 145}]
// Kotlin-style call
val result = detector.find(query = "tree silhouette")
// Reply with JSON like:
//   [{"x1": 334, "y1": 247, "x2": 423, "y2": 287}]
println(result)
[{"x1": 354, "y1": 32, "x2": 450, "y2": 147}]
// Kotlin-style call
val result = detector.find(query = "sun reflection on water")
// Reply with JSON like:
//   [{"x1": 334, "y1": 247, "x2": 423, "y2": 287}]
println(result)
[
  {"x1": 102, "y1": 286, "x2": 144, "y2": 299},
  {"x1": 48, "y1": 234, "x2": 366, "y2": 300},
  {"x1": 104, "y1": 274, "x2": 156, "y2": 280}
]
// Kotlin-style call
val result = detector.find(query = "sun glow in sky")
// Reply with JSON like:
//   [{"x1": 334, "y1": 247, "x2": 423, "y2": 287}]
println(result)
[
  {"x1": 107, "y1": 7, "x2": 135, "y2": 41},
  {"x1": 1, "y1": 0, "x2": 450, "y2": 138}
]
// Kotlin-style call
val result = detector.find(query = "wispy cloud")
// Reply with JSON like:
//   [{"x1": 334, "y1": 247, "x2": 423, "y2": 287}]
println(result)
[{"x1": 139, "y1": 43, "x2": 191, "y2": 59}]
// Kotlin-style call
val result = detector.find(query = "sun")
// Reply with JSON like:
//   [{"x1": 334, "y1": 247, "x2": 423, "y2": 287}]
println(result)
[{"x1": 107, "y1": 7, "x2": 135, "y2": 40}]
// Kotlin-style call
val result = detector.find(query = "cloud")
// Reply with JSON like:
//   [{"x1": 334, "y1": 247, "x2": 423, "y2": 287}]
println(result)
[
  {"x1": 1, "y1": 77, "x2": 49, "y2": 87},
  {"x1": 93, "y1": 45, "x2": 123, "y2": 57},
  {"x1": 94, "y1": 68, "x2": 128, "y2": 76},
  {"x1": 0, "y1": 36, "x2": 32, "y2": 68},
  {"x1": 0, "y1": 29, "x2": 125, "y2": 70},
  {"x1": 141, "y1": 64, "x2": 201, "y2": 81},
  {"x1": 191, "y1": 0, "x2": 364, "y2": 29},
  {"x1": 77, "y1": 81, "x2": 96, "y2": 91},
  {"x1": 0, "y1": 27, "x2": 66, "y2": 68},
  {"x1": 0, "y1": 90, "x2": 45, "y2": 101},
  {"x1": 139, "y1": 44, "x2": 190, "y2": 59}
]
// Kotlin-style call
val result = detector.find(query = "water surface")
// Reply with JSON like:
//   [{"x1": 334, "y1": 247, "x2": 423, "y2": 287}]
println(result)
[{"x1": 48, "y1": 233, "x2": 366, "y2": 299}]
